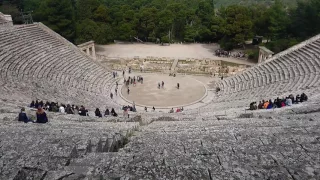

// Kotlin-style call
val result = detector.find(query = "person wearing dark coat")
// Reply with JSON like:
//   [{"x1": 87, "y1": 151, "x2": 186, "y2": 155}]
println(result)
[
  {"x1": 276, "y1": 97, "x2": 281, "y2": 108},
  {"x1": 111, "y1": 108, "x2": 118, "y2": 117},
  {"x1": 79, "y1": 106, "x2": 88, "y2": 116},
  {"x1": 95, "y1": 108, "x2": 102, "y2": 118},
  {"x1": 66, "y1": 104, "x2": 74, "y2": 114},
  {"x1": 35, "y1": 100, "x2": 39, "y2": 108},
  {"x1": 296, "y1": 94, "x2": 301, "y2": 103},
  {"x1": 36, "y1": 107, "x2": 48, "y2": 123},
  {"x1": 39, "y1": 101, "x2": 44, "y2": 108},
  {"x1": 18, "y1": 107, "x2": 33, "y2": 123},
  {"x1": 30, "y1": 101, "x2": 35, "y2": 108},
  {"x1": 267, "y1": 100, "x2": 274, "y2": 109},
  {"x1": 301, "y1": 93, "x2": 308, "y2": 102},
  {"x1": 105, "y1": 108, "x2": 110, "y2": 116}
]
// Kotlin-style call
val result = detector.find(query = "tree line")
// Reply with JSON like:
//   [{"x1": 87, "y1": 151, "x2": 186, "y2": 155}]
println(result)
[{"x1": 0, "y1": 0, "x2": 319, "y2": 53}]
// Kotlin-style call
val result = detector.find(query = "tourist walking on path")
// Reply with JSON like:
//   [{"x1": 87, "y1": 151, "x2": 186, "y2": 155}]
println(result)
[
  {"x1": 115, "y1": 88, "x2": 117, "y2": 95},
  {"x1": 127, "y1": 87, "x2": 130, "y2": 95},
  {"x1": 177, "y1": 83, "x2": 180, "y2": 89},
  {"x1": 110, "y1": 92, "x2": 113, "y2": 99},
  {"x1": 162, "y1": 81, "x2": 164, "y2": 88}
]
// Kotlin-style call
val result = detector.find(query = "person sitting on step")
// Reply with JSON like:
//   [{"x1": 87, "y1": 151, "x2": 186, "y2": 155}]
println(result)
[
  {"x1": 267, "y1": 100, "x2": 274, "y2": 109},
  {"x1": 295, "y1": 94, "x2": 301, "y2": 103},
  {"x1": 36, "y1": 107, "x2": 48, "y2": 123},
  {"x1": 95, "y1": 108, "x2": 102, "y2": 118},
  {"x1": 104, "y1": 108, "x2": 110, "y2": 116},
  {"x1": 285, "y1": 97, "x2": 292, "y2": 106},
  {"x1": 111, "y1": 108, "x2": 118, "y2": 117},
  {"x1": 301, "y1": 93, "x2": 308, "y2": 102},
  {"x1": 18, "y1": 107, "x2": 33, "y2": 123}
]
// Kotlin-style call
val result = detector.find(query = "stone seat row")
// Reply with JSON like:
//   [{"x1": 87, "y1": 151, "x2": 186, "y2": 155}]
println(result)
[
  {"x1": 0, "y1": 118, "x2": 137, "y2": 180},
  {"x1": 0, "y1": 24, "x2": 114, "y2": 89},
  {"x1": 203, "y1": 37, "x2": 320, "y2": 112},
  {"x1": 87, "y1": 114, "x2": 319, "y2": 179},
  {"x1": 0, "y1": 24, "x2": 118, "y2": 107},
  {"x1": 218, "y1": 41, "x2": 320, "y2": 95}
]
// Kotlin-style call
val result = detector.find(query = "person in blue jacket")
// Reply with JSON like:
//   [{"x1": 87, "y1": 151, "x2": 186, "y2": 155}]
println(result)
[{"x1": 18, "y1": 107, "x2": 33, "y2": 123}]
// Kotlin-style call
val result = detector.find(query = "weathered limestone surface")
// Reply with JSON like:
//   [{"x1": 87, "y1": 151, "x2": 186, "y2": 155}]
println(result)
[
  {"x1": 0, "y1": 109, "x2": 138, "y2": 180},
  {"x1": 2, "y1": 109, "x2": 318, "y2": 179}
]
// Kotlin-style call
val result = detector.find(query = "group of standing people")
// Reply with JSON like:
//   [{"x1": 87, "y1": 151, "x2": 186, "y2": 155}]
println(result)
[
  {"x1": 123, "y1": 75, "x2": 144, "y2": 95},
  {"x1": 112, "y1": 71, "x2": 118, "y2": 78},
  {"x1": 158, "y1": 81, "x2": 165, "y2": 89}
]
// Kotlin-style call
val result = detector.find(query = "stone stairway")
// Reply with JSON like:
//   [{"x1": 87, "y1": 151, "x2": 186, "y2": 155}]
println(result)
[{"x1": 170, "y1": 58, "x2": 179, "y2": 74}]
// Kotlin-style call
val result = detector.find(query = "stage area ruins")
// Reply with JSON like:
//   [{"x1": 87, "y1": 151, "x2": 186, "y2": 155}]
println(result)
[{"x1": 96, "y1": 43, "x2": 254, "y2": 76}]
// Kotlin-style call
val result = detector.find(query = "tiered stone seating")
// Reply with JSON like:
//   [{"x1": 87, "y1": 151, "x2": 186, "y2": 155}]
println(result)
[
  {"x1": 0, "y1": 111, "x2": 138, "y2": 180},
  {"x1": 207, "y1": 34, "x2": 320, "y2": 111},
  {"x1": 0, "y1": 23, "x2": 118, "y2": 109},
  {"x1": 19, "y1": 110, "x2": 317, "y2": 179}
]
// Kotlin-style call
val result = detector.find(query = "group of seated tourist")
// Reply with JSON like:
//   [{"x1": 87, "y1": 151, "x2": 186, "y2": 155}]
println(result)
[
  {"x1": 95, "y1": 108, "x2": 118, "y2": 117},
  {"x1": 122, "y1": 105, "x2": 136, "y2": 112},
  {"x1": 26, "y1": 100, "x2": 119, "y2": 123},
  {"x1": 18, "y1": 107, "x2": 48, "y2": 123},
  {"x1": 249, "y1": 93, "x2": 308, "y2": 110},
  {"x1": 169, "y1": 107, "x2": 184, "y2": 113},
  {"x1": 30, "y1": 100, "x2": 90, "y2": 116}
]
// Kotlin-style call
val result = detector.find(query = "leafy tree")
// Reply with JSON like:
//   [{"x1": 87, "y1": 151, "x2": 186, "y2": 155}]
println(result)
[
  {"x1": 75, "y1": 18, "x2": 99, "y2": 44},
  {"x1": 3, "y1": 0, "x2": 317, "y2": 50},
  {"x1": 219, "y1": 5, "x2": 253, "y2": 48},
  {"x1": 289, "y1": 0, "x2": 320, "y2": 39},
  {"x1": 137, "y1": 7, "x2": 158, "y2": 40},
  {"x1": 93, "y1": 5, "x2": 109, "y2": 23},
  {"x1": 76, "y1": 0, "x2": 100, "y2": 21},
  {"x1": 34, "y1": 0, "x2": 75, "y2": 42},
  {"x1": 266, "y1": 0, "x2": 289, "y2": 40}
]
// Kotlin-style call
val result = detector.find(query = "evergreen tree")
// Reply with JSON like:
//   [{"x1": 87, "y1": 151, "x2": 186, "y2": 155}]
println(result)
[{"x1": 34, "y1": 0, "x2": 75, "y2": 42}]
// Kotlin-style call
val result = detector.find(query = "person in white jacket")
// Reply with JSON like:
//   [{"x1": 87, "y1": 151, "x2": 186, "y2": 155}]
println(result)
[{"x1": 59, "y1": 105, "x2": 65, "y2": 113}]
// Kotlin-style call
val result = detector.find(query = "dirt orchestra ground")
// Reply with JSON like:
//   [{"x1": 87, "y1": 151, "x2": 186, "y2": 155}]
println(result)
[{"x1": 121, "y1": 73, "x2": 206, "y2": 107}]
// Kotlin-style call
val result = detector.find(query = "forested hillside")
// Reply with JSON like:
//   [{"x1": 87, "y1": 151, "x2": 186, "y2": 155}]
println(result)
[
  {"x1": 213, "y1": 0, "x2": 297, "y2": 7},
  {"x1": 1, "y1": 0, "x2": 320, "y2": 53}
]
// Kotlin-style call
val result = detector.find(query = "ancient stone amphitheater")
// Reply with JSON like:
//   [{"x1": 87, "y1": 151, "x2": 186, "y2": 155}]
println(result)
[{"x1": 1, "y1": 13, "x2": 320, "y2": 179}]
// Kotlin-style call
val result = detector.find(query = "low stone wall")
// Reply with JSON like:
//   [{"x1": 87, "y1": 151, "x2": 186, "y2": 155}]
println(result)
[{"x1": 97, "y1": 55, "x2": 247, "y2": 76}]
